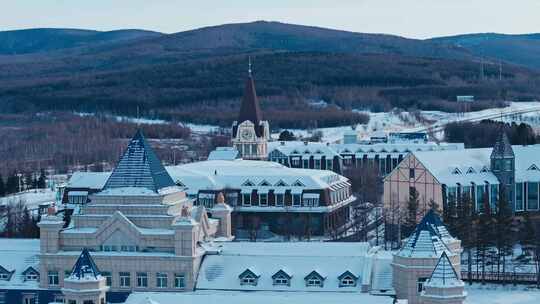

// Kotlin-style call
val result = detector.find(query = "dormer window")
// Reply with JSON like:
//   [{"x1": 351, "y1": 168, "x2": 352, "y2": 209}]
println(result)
[
  {"x1": 176, "y1": 180, "x2": 185, "y2": 188},
  {"x1": 452, "y1": 168, "x2": 462, "y2": 175},
  {"x1": 292, "y1": 150, "x2": 299, "y2": 154},
  {"x1": 338, "y1": 271, "x2": 358, "y2": 287},
  {"x1": 480, "y1": 166, "x2": 489, "y2": 173},
  {"x1": 239, "y1": 269, "x2": 260, "y2": 286},
  {"x1": 528, "y1": 164, "x2": 539, "y2": 171},
  {"x1": 259, "y1": 180, "x2": 271, "y2": 187},
  {"x1": 22, "y1": 267, "x2": 39, "y2": 281},
  {"x1": 466, "y1": 167, "x2": 476, "y2": 174},
  {"x1": 292, "y1": 180, "x2": 305, "y2": 187},
  {"x1": 0, "y1": 266, "x2": 12, "y2": 281},
  {"x1": 242, "y1": 180, "x2": 256, "y2": 187},
  {"x1": 304, "y1": 271, "x2": 325, "y2": 287},
  {"x1": 272, "y1": 270, "x2": 292, "y2": 286},
  {"x1": 275, "y1": 180, "x2": 288, "y2": 187}
]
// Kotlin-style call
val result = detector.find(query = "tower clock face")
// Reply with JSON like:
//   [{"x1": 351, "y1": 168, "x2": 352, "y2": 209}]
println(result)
[{"x1": 241, "y1": 129, "x2": 252, "y2": 140}]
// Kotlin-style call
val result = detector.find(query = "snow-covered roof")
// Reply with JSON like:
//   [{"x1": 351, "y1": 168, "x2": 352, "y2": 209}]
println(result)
[
  {"x1": 0, "y1": 238, "x2": 40, "y2": 290},
  {"x1": 208, "y1": 147, "x2": 240, "y2": 161},
  {"x1": 124, "y1": 290, "x2": 393, "y2": 304},
  {"x1": 413, "y1": 148, "x2": 499, "y2": 185},
  {"x1": 67, "y1": 172, "x2": 110, "y2": 189},
  {"x1": 103, "y1": 130, "x2": 175, "y2": 193},
  {"x1": 413, "y1": 144, "x2": 540, "y2": 185},
  {"x1": 167, "y1": 160, "x2": 348, "y2": 196},
  {"x1": 67, "y1": 248, "x2": 101, "y2": 281},
  {"x1": 332, "y1": 142, "x2": 464, "y2": 155},
  {"x1": 197, "y1": 242, "x2": 374, "y2": 292},
  {"x1": 397, "y1": 212, "x2": 453, "y2": 259},
  {"x1": 425, "y1": 252, "x2": 462, "y2": 287},
  {"x1": 268, "y1": 141, "x2": 341, "y2": 158}
]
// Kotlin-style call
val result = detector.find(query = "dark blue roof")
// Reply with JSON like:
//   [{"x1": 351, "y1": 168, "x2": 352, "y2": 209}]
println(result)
[
  {"x1": 491, "y1": 131, "x2": 514, "y2": 159},
  {"x1": 103, "y1": 129, "x2": 175, "y2": 193},
  {"x1": 70, "y1": 248, "x2": 101, "y2": 280}
]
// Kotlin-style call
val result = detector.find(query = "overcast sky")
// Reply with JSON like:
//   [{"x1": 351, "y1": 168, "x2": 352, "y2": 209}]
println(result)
[{"x1": 2, "y1": 0, "x2": 539, "y2": 39}]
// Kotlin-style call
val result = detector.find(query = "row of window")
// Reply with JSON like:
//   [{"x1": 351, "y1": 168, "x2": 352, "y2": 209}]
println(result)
[
  {"x1": 270, "y1": 156, "x2": 334, "y2": 171},
  {"x1": 47, "y1": 271, "x2": 185, "y2": 289},
  {"x1": 240, "y1": 193, "x2": 320, "y2": 207},
  {"x1": 239, "y1": 270, "x2": 358, "y2": 288}
]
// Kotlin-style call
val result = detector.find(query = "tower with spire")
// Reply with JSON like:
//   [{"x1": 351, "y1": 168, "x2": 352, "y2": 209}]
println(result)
[
  {"x1": 231, "y1": 58, "x2": 270, "y2": 160},
  {"x1": 490, "y1": 129, "x2": 515, "y2": 210},
  {"x1": 62, "y1": 248, "x2": 109, "y2": 304}
]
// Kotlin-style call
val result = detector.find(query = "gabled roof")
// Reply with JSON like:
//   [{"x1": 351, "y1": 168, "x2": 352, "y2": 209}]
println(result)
[
  {"x1": 69, "y1": 248, "x2": 101, "y2": 280},
  {"x1": 239, "y1": 268, "x2": 260, "y2": 278},
  {"x1": 426, "y1": 252, "x2": 461, "y2": 287},
  {"x1": 21, "y1": 266, "x2": 39, "y2": 276},
  {"x1": 491, "y1": 131, "x2": 514, "y2": 159},
  {"x1": 304, "y1": 270, "x2": 325, "y2": 280},
  {"x1": 103, "y1": 130, "x2": 175, "y2": 193},
  {"x1": 272, "y1": 269, "x2": 292, "y2": 279},
  {"x1": 338, "y1": 270, "x2": 358, "y2": 280}
]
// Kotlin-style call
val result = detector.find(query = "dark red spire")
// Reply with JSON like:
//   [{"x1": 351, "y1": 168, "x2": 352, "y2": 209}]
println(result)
[{"x1": 238, "y1": 75, "x2": 262, "y2": 126}]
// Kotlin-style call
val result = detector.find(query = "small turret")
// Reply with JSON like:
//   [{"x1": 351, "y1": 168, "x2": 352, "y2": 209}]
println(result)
[
  {"x1": 173, "y1": 206, "x2": 200, "y2": 256},
  {"x1": 211, "y1": 192, "x2": 233, "y2": 239},
  {"x1": 421, "y1": 252, "x2": 466, "y2": 304},
  {"x1": 38, "y1": 204, "x2": 64, "y2": 254},
  {"x1": 62, "y1": 249, "x2": 108, "y2": 304}
]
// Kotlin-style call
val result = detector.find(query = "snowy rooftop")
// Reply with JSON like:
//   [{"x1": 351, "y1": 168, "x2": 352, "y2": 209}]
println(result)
[
  {"x1": 67, "y1": 172, "x2": 110, "y2": 189},
  {"x1": 268, "y1": 141, "x2": 341, "y2": 158},
  {"x1": 197, "y1": 242, "x2": 376, "y2": 292},
  {"x1": 425, "y1": 252, "x2": 462, "y2": 287},
  {"x1": 208, "y1": 147, "x2": 240, "y2": 161},
  {"x1": 103, "y1": 130, "x2": 176, "y2": 193},
  {"x1": 413, "y1": 144, "x2": 540, "y2": 185},
  {"x1": 332, "y1": 142, "x2": 464, "y2": 155},
  {"x1": 397, "y1": 212, "x2": 453, "y2": 259},
  {"x1": 0, "y1": 238, "x2": 40, "y2": 290},
  {"x1": 125, "y1": 290, "x2": 393, "y2": 304},
  {"x1": 167, "y1": 159, "x2": 348, "y2": 195}
]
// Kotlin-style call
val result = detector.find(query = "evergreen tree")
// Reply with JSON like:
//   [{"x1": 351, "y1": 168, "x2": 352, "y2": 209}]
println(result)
[
  {"x1": 278, "y1": 130, "x2": 296, "y2": 141},
  {"x1": 5, "y1": 172, "x2": 19, "y2": 194},
  {"x1": 0, "y1": 174, "x2": 5, "y2": 197},
  {"x1": 37, "y1": 169, "x2": 47, "y2": 189},
  {"x1": 456, "y1": 193, "x2": 475, "y2": 284},
  {"x1": 24, "y1": 172, "x2": 33, "y2": 191},
  {"x1": 476, "y1": 192, "x2": 494, "y2": 284},
  {"x1": 494, "y1": 187, "x2": 514, "y2": 284},
  {"x1": 3, "y1": 205, "x2": 17, "y2": 237},
  {"x1": 403, "y1": 187, "x2": 419, "y2": 238}
]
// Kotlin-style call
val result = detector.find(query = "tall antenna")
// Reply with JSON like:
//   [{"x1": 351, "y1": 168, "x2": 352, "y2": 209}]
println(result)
[{"x1": 248, "y1": 56, "x2": 252, "y2": 77}]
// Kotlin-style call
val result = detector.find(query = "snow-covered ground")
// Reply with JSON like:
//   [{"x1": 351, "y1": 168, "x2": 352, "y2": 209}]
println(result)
[
  {"x1": 0, "y1": 189, "x2": 56, "y2": 210},
  {"x1": 80, "y1": 101, "x2": 540, "y2": 143},
  {"x1": 466, "y1": 284, "x2": 540, "y2": 304}
]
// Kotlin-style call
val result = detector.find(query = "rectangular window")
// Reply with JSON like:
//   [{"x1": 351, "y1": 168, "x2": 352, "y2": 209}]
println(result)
[
  {"x1": 293, "y1": 194, "x2": 301, "y2": 206},
  {"x1": 274, "y1": 276, "x2": 289, "y2": 285},
  {"x1": 516, "y1": 183, "x2": 524, "y2": 211},
  {"x1": 276, "y1": 194, "x2": 284, "y2": 207},
  {"x1": 476, "y1": 185, "x2": 485, "y2": 212},
  {"x1": 409, "y1": 168, "x2": 415, "y2": 179},
  {"x1": 315, "y1": 159, "x2": 321, "y2": 169},
  {"x1": 242, "y1": 193, "x2": 251, "y2": 206},
  {"x1": 48, "y1": 271, "x2": 59, "y2": 286},
  {"x1": 25, "y1": 273, "x2": 38, "y2": 281},
  {"x1": 303, "y1": 159, "x2": 309, "y2": 168},
  {"x1": 226, "y1": 192, "x2": 238, "y2": 206},
  {"x1": 307, "y1": 278, "x2": 322, "y2": 287},
  {"x1": 137, "y1": 272, "x2": 148, "y2": 287},
  {"x1": 119, "y1": 272, "x2": 131, "y2": 287},
  {"x1": 417, "y1": 277, "x2": 428, "y2": 293},
  {"x1": 0, "y1": 292, "x2": 5, "y2": 304},
  {"x1": 327, "y1": 160, "x2": 333, "y2": 171},
  {"x1": 0, "y1": 273, "x2": 8, "y2": 280},
  {"x1": 102, "y1": 272, "x2": 112, "y2": 287},
  {"x1": 490, "y1": 184, "x2": 498, "y2": 210},
  {"x1": 156, "y1": 273, "x2": 168, "y2": 288},
  {"x1": 53, "y1": 295, "x2": 64, "y2": 304},
  {"x1": 292, "y1": 158, "x2": 300, "y2": 167},
  {"x1": 174, "y1": 274, "x2": 185, "y2": 289},
  {"x1": 23, "y1": 294, "x2": 36, "y2": 304},
  {"x1": 259, "y1": 193, "x2": 268, "y2": 206},
  {"x1": 527, "y1": 182, "x2": 539, "y2": 210}
]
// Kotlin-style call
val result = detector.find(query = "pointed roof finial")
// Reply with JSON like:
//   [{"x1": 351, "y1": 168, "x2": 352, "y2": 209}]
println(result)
[{"x1": 248, "y1": 56, "x2": 252, "y2": 77}]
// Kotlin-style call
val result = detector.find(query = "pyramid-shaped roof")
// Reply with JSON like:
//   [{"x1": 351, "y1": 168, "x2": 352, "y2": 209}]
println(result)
[
  {"x1": 103, "y1": 130, "x2": 175, "y2": 193},
  {"x1": 69, "y1": 248, "x2": 101, "y2": 280},
  {"x1": 426, "y1": 252, "x2": 461, "y2": 287},
  {"x1": 420, "y1": 209, "x2": 453, "y2": 240},
  {"x1": 491, "y1": 131, "x2": 514, "y2": 159},
  {"x1": 397, "y1": 211, "x2": 451, "y2": 258},
  {"x1": 234, "y1": 75, "x2": 265, "y2": 138}
]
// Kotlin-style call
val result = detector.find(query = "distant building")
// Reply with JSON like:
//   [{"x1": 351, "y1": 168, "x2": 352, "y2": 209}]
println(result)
[
  {"x1": 231, "y1": 70, "x2": 269, "y2": 160},
  {"x1": 384, "y1": 130, "x2": 540, "y2": 217}
]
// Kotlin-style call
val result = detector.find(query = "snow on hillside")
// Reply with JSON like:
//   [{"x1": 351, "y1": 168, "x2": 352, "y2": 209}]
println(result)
[{"x1": 0, "y1": 189, "x2": 56, "y2": 210}]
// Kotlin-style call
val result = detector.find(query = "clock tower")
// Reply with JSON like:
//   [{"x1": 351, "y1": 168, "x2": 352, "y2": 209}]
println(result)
[{"x1": 231, "y1": 63, "x2": 269, "y2": 160}]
